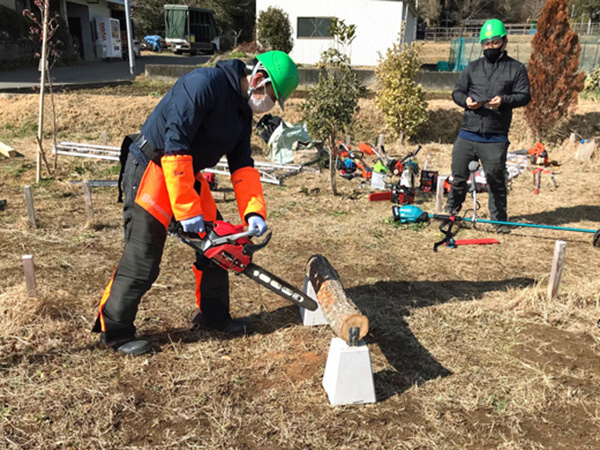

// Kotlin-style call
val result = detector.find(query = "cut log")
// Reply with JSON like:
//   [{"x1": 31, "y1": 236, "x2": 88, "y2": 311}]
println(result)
[{"x1": 306, "y1": 254, "x2": 368, "y2": 343}]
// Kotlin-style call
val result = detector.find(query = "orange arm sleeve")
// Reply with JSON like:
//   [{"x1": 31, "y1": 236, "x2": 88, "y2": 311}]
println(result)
[
  {"x1": 231, "y1": 167, "x2": 267, "y2": 225},
  {"x1": 161, "y1": 155, "x2": 203, "y2": 221}
]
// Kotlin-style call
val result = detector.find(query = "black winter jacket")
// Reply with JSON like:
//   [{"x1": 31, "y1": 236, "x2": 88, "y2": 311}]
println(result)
[{"x1": 452, "y1": 52, "x2": 531, "y2": 135}]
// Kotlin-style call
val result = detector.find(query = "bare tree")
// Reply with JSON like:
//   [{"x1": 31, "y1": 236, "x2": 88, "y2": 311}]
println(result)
[{"x1": 522, "y1": 0, "x2": 547, "y2": 20}]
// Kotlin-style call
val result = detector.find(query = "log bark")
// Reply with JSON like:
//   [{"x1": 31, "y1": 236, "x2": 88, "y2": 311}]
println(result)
[{"x1": 306, "y1": 254, "x2": 368, "y2": 342}]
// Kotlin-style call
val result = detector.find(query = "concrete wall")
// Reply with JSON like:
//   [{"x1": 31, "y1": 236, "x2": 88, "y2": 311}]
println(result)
[
  {"x1": 145, "y1": 64, "x2": 460, "y2": 91},
  {"x1": 256, "y1": 0, "x2": 416, "y2": 67}
]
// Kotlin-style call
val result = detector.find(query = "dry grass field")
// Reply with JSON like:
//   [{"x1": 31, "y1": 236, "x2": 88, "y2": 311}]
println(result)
[{"x1": 1, "y1": 80, "x2": 600, "y2": 449}]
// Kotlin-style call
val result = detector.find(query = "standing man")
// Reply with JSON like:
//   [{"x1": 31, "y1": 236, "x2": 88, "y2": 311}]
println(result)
[
  {"x1": 446, "y1": 19, "x2": 530, "y2": 233},
  {"x1": 93, "y1": 51, "x2": 299, "y2": 356}
]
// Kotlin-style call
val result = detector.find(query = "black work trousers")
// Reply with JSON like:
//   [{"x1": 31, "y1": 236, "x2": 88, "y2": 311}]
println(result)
[
  {"x1": 446, "y1": 137, "x2": 510, "y2": 222},
  {"x1": 92, "y1": 152, "x2": 230, "y2": 345}
]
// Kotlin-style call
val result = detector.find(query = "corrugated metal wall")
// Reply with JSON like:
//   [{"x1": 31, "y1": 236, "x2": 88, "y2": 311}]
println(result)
[{"x1": 256, "y1": 0, "x2": 416, "y2": 66}]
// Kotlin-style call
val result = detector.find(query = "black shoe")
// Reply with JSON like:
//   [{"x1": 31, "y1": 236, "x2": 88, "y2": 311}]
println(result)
[
  {"x1": 99, "y1": 333, "x2": 151, "y2": 356},
  {"x1": 444, "y1": 204, "x2": 461, "y2": 216},
  {"x1": 495, "y1": 224, "x2": 512, "y2": 235},
  {"x1": 192, "y1": 312, "x2": 251, "y2": 336}
]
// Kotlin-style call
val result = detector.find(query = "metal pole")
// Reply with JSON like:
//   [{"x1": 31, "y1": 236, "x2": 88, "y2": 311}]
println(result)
[
  {"x1": 124, "y1": 0, "x2": 135, "y2": 76},
  {"x1": 429, "y1": 215, "x2": 597, "y2": 234},
  {"x1": 36, "y1": 0, "x2": 50, "y2": 183}
]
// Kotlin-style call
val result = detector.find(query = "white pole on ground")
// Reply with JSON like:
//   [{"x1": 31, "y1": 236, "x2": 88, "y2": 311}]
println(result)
[
  {"x1": 23, "y1": 185, "x2": 37, "y2": 229},
  {"x1": 548, "y1": 240, "x2": 567, "y2": 300},
  {"x1": 22, "y1": 255, "x2": 38, "y2": 298},
  {"x1": 82, "y1": 180, "x2": 94, "y2": 221},
  {"x1": 435, "y1": 176, "x2": 447, "y2": 214}
]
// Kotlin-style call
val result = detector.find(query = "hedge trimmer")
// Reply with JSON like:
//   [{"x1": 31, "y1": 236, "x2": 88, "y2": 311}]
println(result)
[{"x1": 393, "y1": 205, "x2": 600, "y2": 251}]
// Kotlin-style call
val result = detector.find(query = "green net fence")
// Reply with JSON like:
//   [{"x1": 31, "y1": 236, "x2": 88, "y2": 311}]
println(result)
[{"x1": 446, "y1": 37, "x2": 600, "y2": 73}]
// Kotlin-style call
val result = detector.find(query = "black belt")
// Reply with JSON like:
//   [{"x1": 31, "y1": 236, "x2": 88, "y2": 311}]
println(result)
[{"x1": 132, "y1": 134, "x2": 162, "y2": 166}]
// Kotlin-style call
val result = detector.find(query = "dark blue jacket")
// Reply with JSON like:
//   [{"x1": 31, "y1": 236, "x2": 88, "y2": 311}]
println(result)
[
  {"x1": 141, "y1": 59, "x2": 254, "y2": 174},
  {"x1": 452, "y1": 52, "x2": 530, "y2": 135}
]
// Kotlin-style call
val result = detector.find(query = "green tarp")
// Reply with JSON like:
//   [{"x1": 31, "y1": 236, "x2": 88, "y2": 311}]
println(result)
[{"x1": 165, "y1": 8, "x2": 186, "y2": 40}]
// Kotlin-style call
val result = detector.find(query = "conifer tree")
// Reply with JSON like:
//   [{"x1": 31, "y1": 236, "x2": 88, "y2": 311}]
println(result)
[{"x1": 525, "y1": 0, "x2": 585, "y2": 140}]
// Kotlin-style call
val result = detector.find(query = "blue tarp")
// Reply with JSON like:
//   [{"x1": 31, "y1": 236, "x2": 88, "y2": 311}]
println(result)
[{"x1": 143, "y1": 35, "x2": 163, "y2": 52}]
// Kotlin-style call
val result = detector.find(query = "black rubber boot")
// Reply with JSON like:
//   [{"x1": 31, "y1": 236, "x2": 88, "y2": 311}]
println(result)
[
  {"x1": 99, "y1": 332, "x2": 151, "y2": 356},
  {"x1": 495, "y1": 224, "x2": 512, "y2": 235},
  {"x1": 191, "y1": 309, "x2": 251, "y2": 336}
]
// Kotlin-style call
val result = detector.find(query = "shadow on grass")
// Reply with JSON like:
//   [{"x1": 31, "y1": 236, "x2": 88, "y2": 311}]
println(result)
[
  {"x1": 511, "y1": 205, "x2": 600, "y2": 228},
  {"x1": 347, "y1": 277, "x2": 535, "y2": 401},
  {"x1": 148, "y1": 304, "x2": 302, "y2": 348}
]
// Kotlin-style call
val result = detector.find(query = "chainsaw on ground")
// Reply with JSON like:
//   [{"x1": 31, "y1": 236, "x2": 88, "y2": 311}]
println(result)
[{"x1": 174, "y1": 221, "x2": 319, "y2": 311}]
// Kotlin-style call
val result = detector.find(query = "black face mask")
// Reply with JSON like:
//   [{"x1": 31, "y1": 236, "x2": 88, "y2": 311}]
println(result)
[{"x1": 484, "y1": 47, "x2": 503, "y2": 64}]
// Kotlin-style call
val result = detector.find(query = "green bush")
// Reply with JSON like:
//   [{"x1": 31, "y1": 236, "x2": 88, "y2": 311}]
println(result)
[
  {"x1": 375, "y1": 30, "x2": 428, "y2": 144},
  {"x1": 256, "y1": 6, "x2": 293, "y2": 53}
]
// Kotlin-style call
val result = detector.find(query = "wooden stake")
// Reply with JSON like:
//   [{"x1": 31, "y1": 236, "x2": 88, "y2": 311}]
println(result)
[
  {"x1": 82, "y1": 180, "x2": 94, "y2": 221},
  {"x1": 23, "y1": 185, "x2": 37, "y2": 229},
  {"x1": 548, "y1": 240, "x2": 567, "y2": 300},
  {"x1": 22, "y1": 255, "x2": 38, "y2": 298},
  {"x1": 306, "y1": 254, "x2": 369, "y2": 343},
  {"x1": 435, "y1": 176, "x2": 447, "y2": 214},
  {"x1": 0, "y1": 141, "x2": 16, "y2": 158}
]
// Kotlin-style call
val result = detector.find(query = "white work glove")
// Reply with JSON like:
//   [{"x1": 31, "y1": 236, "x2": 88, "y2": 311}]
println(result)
[
  {"x1": 247, "y1": 215, "x2": 268, "y2": 237},
  {"x1": 180, "y1": 214, "x2": 205, "y2": 234}
]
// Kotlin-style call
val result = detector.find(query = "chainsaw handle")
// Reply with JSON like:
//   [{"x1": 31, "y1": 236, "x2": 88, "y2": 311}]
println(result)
[{"x1": 243, "y1": 231, "x2": 272, "y2": 255}]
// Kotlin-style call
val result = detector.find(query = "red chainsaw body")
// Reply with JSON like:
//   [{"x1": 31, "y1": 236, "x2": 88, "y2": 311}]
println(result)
[{"x1": 203, "y1": 221, "x2": 253, "y2": 273}]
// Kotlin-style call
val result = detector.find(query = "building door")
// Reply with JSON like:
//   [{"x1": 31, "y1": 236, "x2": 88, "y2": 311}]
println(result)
[{"x1": 68, "y1": 16, "x2": 84, "y2": 59}]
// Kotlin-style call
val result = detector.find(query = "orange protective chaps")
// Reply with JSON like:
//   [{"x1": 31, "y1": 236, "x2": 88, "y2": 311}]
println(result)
[{"x1": 92, "y1": 154, "x2": 228, "y2": 344}]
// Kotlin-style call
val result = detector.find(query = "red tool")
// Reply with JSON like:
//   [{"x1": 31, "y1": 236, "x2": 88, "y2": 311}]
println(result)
[
  {"x1": 175, "y1": 221, "x2": 318, "y2": 310},
  {"x1": 528, "y1": 142, "x2": 548, "y2": 166},
  {"x1": 443, "y1": 238, "x2": 499, "y2": 246}
]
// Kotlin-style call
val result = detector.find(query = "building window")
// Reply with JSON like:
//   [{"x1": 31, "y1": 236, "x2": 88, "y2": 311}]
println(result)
[{"x1": 297, "y1": 17, "x2": 334, "y2": 38}]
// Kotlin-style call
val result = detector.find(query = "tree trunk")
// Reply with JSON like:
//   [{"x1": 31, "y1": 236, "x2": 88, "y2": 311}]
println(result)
[
  {"x1": 328, "y1": 136, "x2": 338, "y2": 196},
  {"x1": 306, "y1": 254, "x2": 368, "y2": 343}
]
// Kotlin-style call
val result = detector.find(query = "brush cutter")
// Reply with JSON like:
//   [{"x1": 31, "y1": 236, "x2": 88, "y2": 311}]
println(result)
[
  {"x1": 393, "y1": 205, "x2": 600, "y2": 248},
  {"x1": 174, "y1": 221, "x2": 318, "y2": 311}
]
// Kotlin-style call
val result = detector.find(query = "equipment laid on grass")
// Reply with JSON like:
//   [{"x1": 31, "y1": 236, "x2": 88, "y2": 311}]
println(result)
[
  {"x1": 393, "y1": 205, "x2": 600, "y2": 249},
  {"x1": 368, "y1": 145, "x2": 422, "y2": 205},
  {"x1": 175, "y1": 221, "x2": 319, "y2": 311},
  {"x1": 527, "y1": 142, "x2": 558, "y2": 194},
  {"x1": 335, "y1": 142, "x2": 372, "y2": 180}
]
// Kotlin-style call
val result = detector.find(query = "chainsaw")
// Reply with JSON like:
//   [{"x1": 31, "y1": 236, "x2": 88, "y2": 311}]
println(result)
[{"x1": 174, "y1": 221, "x2": 318, "y2": 311}]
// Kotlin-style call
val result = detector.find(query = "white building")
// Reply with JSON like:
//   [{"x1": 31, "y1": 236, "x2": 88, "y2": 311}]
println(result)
[{"x1": 256, "y1": 0, "x2": 418, "y2": 67}]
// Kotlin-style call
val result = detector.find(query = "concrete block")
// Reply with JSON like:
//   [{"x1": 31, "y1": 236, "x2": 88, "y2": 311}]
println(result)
[
  {"x1": 322, "y1": 337, "x2": 376, "y2": 406},
  {"x1": 300, "y1": 277, "x2": 328, "y2": 326}
]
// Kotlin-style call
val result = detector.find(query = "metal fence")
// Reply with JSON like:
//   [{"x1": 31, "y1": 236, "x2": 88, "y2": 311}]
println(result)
[{"x1": 424, "y1": 22, "x2": 600, "y2": 41}]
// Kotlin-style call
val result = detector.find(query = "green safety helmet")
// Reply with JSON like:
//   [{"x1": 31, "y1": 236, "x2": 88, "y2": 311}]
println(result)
[
  {"x1": 254, "y1": 50, "x2": 299, "y2": 110},
  {"x1": 480, "y1": 19, "x2": 508, "y2": 44}
]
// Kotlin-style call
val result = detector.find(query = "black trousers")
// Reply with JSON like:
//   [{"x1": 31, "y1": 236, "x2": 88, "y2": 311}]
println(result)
[
  {"x1": 446, "y1": 137, "x2": 510, "y2": 221},
  {"x1": 92, "y1": 152, "x2": 230, "y2": 345}
]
